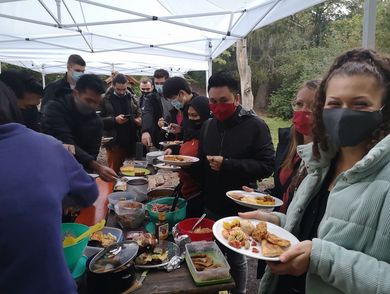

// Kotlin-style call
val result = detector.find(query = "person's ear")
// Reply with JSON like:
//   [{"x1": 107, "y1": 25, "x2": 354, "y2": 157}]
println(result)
[{"x1": 235, "y1": 93, "x2": 241, "y2": 106}]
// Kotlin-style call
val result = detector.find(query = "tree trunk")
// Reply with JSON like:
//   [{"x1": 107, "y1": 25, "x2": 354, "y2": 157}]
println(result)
[
  {"x1": 254, "y1": 83, "x2": 268, "y2": 111},
  {"x1": 236, "y1": 38, "x2": 254, "y2": 109}
]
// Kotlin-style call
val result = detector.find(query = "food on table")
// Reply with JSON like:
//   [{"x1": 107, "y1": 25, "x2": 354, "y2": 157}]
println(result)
[
  {"x1": 148, "y1": 171, "x2": 179, "y2": 191},
  {"x1": 120, "y1": 165, "x2": 135, "y2": 172},
  {"x1": 151, "y1": 203, "x2": 178, "y2": 213},
  {"x1": 118, "y1": 200, "x2": 143, "y2": 209},
  {"x1": 134, "y1": 171, "x2": 145, "y2": 176},
  {"x1": 90, "y1": 231, "x2": 117, "y2": 247},
  {"x1": 221, "y1": 219, "x2": 291, "y2": 257},
  {"x1": 135, "y1": 247, "x2": 168, "y2": 265},
  {"x1": 190, "y1": 253, "x2": 221, "y2": 271},
  {"x1": 164, "y1": 155, "x2": 194, "y2": 162},
  {"x1": 125, "y1": 232, "x2": 157, "y2": 248},
  {"x1": 240, "y1": 219, "x2": 255, "y2": 236},
  {"x1": 191, "y1": 227, "x2": 212, "y2": 234},
  {"x1": 162, "y1": 140, "x2": 183, "y2": 145},
  {"x1": 229, "y1": 192, "x2": 276, "y2": 206}
]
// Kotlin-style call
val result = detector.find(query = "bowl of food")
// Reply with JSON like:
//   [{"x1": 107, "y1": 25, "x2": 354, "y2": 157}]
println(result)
[
  {"x1": 62, "y1": 223, "x2": 90, "y2": 271},
  {"x1": 146, "y1": 197, "x2": 187, "y2": 227},
  {"x1": 108, "y1": 192, "x2": 137, "y2": 207},
  {"x1": 178, "y1": 218, "x2": 215, "y2": 241},
  {"x1": 114, "y1": 200, "x2": 145, "y2": 230}
]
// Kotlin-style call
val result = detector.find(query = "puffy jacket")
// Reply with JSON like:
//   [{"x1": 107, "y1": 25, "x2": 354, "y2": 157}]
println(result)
[
  {"x1": 198, "y1": 106, "x2": 275, "y2": 217},
  {"x1": 259, "y1": 135, "x2": 390, "y2": 294},
  {"x1": 41, "y1": 94, "x2": 103, "y2": 170},
  {"x1": 42, "y1": 74, "x2": 71, "y2": 109}
]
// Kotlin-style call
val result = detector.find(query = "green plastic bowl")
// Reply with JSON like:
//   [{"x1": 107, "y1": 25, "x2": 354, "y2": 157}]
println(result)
[
  {"x1": 146, "y1": 197, "x2": 187, "y2": 227},
  {"x1": 61, "y1": 223, "x2": 90, "y2": 271}
]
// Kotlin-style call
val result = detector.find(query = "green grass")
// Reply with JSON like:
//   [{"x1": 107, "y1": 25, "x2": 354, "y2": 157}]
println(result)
[{"x1": 261, "y1": 115, "x2": 291, "y2": 147}]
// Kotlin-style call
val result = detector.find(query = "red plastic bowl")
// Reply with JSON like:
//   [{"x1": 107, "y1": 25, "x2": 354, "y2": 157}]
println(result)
[{"x1": 177, "y1": 218, "x2": 215, "y2": 241}]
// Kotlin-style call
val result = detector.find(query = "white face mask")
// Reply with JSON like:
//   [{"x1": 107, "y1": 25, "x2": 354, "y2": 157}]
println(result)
[
  {"x1": 155, "y1": 84, "x2": 163, "y2": 94},
  {"x1": 72, "y1": 71, "x2": 84, "y2": 82}
]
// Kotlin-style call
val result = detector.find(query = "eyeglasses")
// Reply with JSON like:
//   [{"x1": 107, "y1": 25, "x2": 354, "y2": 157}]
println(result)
[{"x1": 291, "y1": 100, "x2": 313, "y2": 112}]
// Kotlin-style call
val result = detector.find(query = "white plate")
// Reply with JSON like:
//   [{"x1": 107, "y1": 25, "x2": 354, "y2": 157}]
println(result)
[
  {"x1": 135, "y1": 240, "x2": 180, "y2": 269},
  {"x1": 157, "y1": 155, "x2": 199, "y2": 167},
  {"x1": 159, "y1": 141, "x2": 183, "y2": 147},
  {"x1": 226, "y1": 190, "x2": 283, "y2": 211},
  {"x1": 153, "y1": 163, "x2": 181, "y2": 171},
  {"x1": 162, "y1": 126, "x2": 173, "y2": 133},
  {"x1": 213, "y1": 217, "x2": 299, "y2": 261},
  {"x1": 101, "y1": 137, "x2": 113, "y2": 144}
]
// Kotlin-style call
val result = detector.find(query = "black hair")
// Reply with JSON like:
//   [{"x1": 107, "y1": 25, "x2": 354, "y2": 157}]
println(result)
[
  {"x1": 188, "y1": 96, "x2": 211, "y2": 121},
  {"x1": 0, "y1": 70, "x2": 43, "y2": 99},
  {"x1": 163, "y1": 77, "x2": 192, "y2": 98},
  {"x1": 208, "y1": 71, "x2": 240, "y2": 94},
  {"x1": 75, "y1": 74, "x2": 105, "y2": 95},
  {"x1": 153, "y1": 69, "x2": 169, "y2": 79},
  {"x1": 140, "y1": 77, "x2": 153, "y2": 84},
  {"x1": 112, "y1": 73, "x2": 128, "y2": 85},
  {"x1": 0, "y1": 80, "x2": 23, "y2": 124},
  {"x1": 67, "y1": 54, "x2": 86, "y2": 67}
]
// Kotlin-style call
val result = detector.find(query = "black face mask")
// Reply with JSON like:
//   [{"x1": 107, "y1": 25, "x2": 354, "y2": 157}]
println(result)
[
  {"x1": 141, "y1": 91, "x2": 149, "y2": 96},
  {"x1": 188, "y1": 119, "x2": 203, "y2": 130},
  {"x1": 322, "y1": 108, "x2": 383, "y2": 148}
]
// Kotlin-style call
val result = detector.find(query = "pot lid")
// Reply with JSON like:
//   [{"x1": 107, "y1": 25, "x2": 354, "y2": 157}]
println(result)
[
  {"x1": 89, "y1": 241, "x2": 139, "y2": 273},
  {"x1": 127, "y1": 178, "x2": 148, "y2": 185}
]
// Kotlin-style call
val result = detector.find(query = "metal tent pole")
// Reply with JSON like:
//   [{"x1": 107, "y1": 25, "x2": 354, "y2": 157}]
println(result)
[{"x1": 362, "y1": 0, "x2": 377, "y2": 49}]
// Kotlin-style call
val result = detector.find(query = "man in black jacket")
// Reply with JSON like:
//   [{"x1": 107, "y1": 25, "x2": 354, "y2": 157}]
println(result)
[
  {"x1": 42, "y1": 74, "x2": 117, "y2": 182},
  {"x1": 138, "y1": 77, "x2": 154, "y2": 111},
  {"x1": 41, "y1": 54, "x2": 86, "y2": 109},
  {"x1": 141, "y1": 69, "x2": 172, "y2": 148},
  {"x1": 100, "y1": 74, "x2": 142, "y2": 173},
  {"x1": 198, "y1": 71, "x2": 275, "y2": 294}
]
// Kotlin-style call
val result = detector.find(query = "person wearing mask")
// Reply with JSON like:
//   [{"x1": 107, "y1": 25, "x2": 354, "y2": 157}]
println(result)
[
  {"x1": 0, "y1": 81, "x2": 99, "y2": 294},
  {"x1": 42, "y1": 54, "x2": 85, "y2": 108},
  {"x1": 138, "y1": 77, "x2": 154, "y2": 111},
  {"x1": 141, "y1": 69, "x2": 172, "y2": 148},
  {"x1": 42, "y1": 74, "x2": 117, "y2": 182},
  {"x1": 241, "y1": 48, "x2": 390, "y2": 294},
  {"x1": 196, "y1": 71, "x2": 275, "y2": 294},
  {"x1": 100, "y1": 73, "x2": 142, "y2": 173},
  {"x1": 0, "y1": 70, "x2": 43, "y2": 131}
]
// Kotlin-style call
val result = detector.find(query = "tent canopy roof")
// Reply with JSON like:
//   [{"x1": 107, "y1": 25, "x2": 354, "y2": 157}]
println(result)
[{"x1": 0, "y1": 0, "x2": 325, "y2": 75}]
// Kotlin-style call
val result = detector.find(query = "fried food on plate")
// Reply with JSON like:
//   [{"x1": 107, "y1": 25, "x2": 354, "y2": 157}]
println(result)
[{"x1": 261, "y1": 239, "x2": 286, "y2": 257}]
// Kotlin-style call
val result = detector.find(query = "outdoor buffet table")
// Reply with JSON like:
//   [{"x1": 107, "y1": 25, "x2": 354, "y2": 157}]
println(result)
[{"x1": 75, "y1": 173, "x2": 235, "y2": 294}]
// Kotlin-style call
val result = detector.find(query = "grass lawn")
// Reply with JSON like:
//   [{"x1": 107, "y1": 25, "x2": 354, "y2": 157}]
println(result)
[{"x1": 260, "y1": 115, "x2": 291, "y2": 147}]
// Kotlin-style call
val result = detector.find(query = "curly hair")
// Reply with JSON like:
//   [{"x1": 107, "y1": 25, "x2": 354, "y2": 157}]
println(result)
[{"x1": 312, "y1": 48, "x2": 390, "y2": 159}]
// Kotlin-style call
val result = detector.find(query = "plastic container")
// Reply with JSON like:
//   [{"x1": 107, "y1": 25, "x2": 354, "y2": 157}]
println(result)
[
  {"x1": 108, "y1": 192, "x2": 137, "y2": 207},
  {"x1": 88, "y1": 227, "x2": 123, "y2": 248},
  {"x1": 84, "y1": 246, "x2": 104, "y2": 258},
  {"x1": 146, "y1": 151, "x2": 164, "y2": 165},
  {"x1": 62, "y1": 223, "x2": 90, "y2": 271},
  {"x1": 185, "y1": 241, "x2": 231, "y2": 285},
  {"x1": 114, "y1": 200, "x2": 145, "y2": 230},
  {"x1": 177, "y1": 218, "x2": 215, "y2": 241},
  {"x1": 146, "y1": 197, "x2": 187, "y2": 228}
]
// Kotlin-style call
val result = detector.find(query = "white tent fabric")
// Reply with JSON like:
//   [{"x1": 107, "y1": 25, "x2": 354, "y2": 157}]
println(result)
[{"x1": 0, "y1": 0, "x2": 325, "y2": 75}]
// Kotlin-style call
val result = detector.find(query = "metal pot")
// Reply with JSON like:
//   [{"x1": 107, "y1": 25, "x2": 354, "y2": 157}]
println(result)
[
  {"x1": 127, "y1": 178, "x2": 148, "y2": 202},
  {"x1": 86, "y1": 241, "x2": 138, "y2": 294}
]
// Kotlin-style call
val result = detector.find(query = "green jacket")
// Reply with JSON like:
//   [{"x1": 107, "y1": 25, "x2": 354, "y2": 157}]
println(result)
[{"x1": 259, "y1": 135, "x2": 390, "y2": 294}]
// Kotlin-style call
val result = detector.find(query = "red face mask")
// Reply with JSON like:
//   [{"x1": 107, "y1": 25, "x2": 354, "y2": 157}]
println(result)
[
  {"x1": 292, "y1": 111, "x2": 312, "y2": 136},
  {"x1": 209, "y1": 103, "x2": 237, "y2": 121}
]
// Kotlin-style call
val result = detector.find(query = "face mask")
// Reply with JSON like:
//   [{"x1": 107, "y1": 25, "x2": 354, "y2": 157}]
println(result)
[
  {"x1": 188, "y1": 119, "x2": 203, "y2": 130},
  {"x1": 292, "y1": 111, "x2": 312, "y2": 136},
  {"x1": 141, "y1": 91, "x2": 149, "y2": 96},
  {"x1": 171, "y1": 98, "x2": 184, "y2": 110},
  {"x1": 322, "y1": 108, "x2": 383, "y2": 148},
  {"x1": 209, "y1": 103, "x2": 237, "y2": 121},
  {"x1": 72, "y1": 71, "x2": 84, "y2": 82},
  {"x1": 155, "y1": 85, "x2": 163, "y2": 94},
  {"x1": 74, "y1": 96, "x2": 95, "y2": 116}
]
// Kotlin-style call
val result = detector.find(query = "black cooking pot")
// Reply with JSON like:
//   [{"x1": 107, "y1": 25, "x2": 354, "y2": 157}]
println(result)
[{"x1": 86, "y1": 241, "x2": 138, "y2": 294}]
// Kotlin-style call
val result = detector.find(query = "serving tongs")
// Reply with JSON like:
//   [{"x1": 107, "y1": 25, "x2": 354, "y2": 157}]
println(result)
[{"x1": 170, "y1": 183, "x2": 183, "y2": 212}]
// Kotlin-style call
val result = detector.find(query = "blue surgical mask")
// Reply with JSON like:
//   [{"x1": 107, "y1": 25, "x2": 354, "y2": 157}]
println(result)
[
  {"x1": 155, "y1": 84, "x2": 163, "y2": 94},
  {"x1": 72, "y1": 71, "x2": 84, "y2": 82},
  {"x1": 171, "y1": 98, "x2": 184, "y2": 110}
]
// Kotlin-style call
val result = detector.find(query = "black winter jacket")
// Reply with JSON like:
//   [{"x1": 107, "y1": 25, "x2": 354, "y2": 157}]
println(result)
[
  {"x1": 41, "y1": 94, "x2": 103, "y2": 170},
  {"x1": 42, "y1": 74, "x2": 71, "y2": 109},
  {"x1": 198, "y1": 106, "x2": 275, "y2": 217}
]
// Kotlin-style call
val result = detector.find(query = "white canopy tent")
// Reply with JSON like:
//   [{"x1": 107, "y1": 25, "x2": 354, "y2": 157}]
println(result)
[{"x1": 0, "y1": 0, "x2": 326, "y2": 78}]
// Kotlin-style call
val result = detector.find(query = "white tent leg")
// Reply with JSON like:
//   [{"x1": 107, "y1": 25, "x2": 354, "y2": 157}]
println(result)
[
  {"x1": 362, "y1": 0, "x2": 377, "y2": 49},
  {"x1": 206, "y1": 58, "x2": 212, "y2": 96},
  {"x1": 41, "y1": 72, "x2": 46, "y2": 88}
]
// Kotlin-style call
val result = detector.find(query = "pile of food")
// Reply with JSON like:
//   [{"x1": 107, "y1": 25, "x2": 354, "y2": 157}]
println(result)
[
  {"x1": 148, "y1": 171, "x2": 179, "y2": 190},
  {"x1": 229, "y1": 192, "x2": 275, "y2": 205},
  {"x1": 191, "y1": 227, "x2": 212, "y2": 234},
  {"x1": 120, "y1": 166, "x2": 147, "y2": 176},
  {"x1": 90, "y1": 231, "x2": 117, "y2": 247},
  {"x1": 151, "y1": 203, "x2": 178, "y2": 213},
  {"x1": 125, "y1": 232, "x2": 157, "y2": 248},
  {"x1": 190, "y1": 253, "x2": 221, "y2": 271},
  {"x1": 164, "y1": 155, "x2": 194, "y2": 162},
  {"x1": 222, "y1": 219, "x2": 291, "y2": 257},
  {"x1": 162, "y1": 140, "x2": 183, "y2": 145},
  {"x1": 135, "y1": 247, "x2": 169, "y2": 265}
]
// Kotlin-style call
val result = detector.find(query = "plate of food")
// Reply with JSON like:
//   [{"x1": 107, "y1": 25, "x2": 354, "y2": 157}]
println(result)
[
  {"x1": 159, "y1": 140, "x2": 184, "y2": 147},
  {"x1": 226, "y1": 190, "x2": 283, "y2": 211},
  {"x1": 213, "y1": 217, "x2": 299, "y2": 261},
  {"x1": 157, "y1": 155, "x2": 199, "y2": 167},
  {"x1": 134, "y1": 240, "x2": 180, "y2": 269},
  {"x1": 153, "y1": 163, "x2": 181, "y2": 171},
  {"x1": 120, "y1": 166, "x2": 151, "y2": 177}
]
